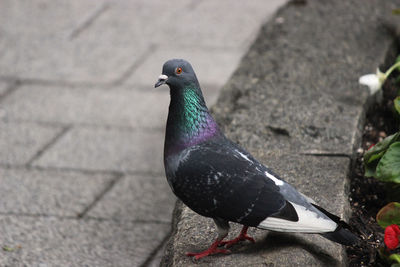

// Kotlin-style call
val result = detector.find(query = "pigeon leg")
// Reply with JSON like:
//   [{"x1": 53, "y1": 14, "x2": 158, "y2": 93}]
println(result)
[
  {"x1": 219, "y1": 226, "x2": 255, "y2": 248},
  {"x1": 186, "y1": 218, "x2": 231, "y2": 260}
]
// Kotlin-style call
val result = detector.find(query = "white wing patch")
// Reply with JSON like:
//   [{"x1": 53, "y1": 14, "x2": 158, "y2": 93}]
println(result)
[
  {"x1": 258, "y1": 202, "x2": 337, "y2": 233},
  {"x1": 235, "y1": 150, "x2": 253, "y2": 163},
  {"x1": 265, "y1": 171, "x2": 284, "y2": 186}
]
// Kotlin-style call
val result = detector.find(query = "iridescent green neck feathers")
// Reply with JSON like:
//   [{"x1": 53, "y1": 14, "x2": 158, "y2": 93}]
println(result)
[{"x1": 165, "y1": 84, "x2": 220, "y2": 155}]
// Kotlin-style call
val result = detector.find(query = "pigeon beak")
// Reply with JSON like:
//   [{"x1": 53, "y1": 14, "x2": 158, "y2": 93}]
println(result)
[{"x1": 155, "y1": 74, "x2": 168, "y2": 88}]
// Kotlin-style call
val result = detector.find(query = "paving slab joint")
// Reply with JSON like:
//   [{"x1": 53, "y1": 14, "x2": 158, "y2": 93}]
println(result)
[
  {"x1": 68, "y1": 2, "x2": 110, "y2": 40},
  {"x1": 26, "y1": 125, "x2": 72, "y2": 166},
  {"x1": 160, "y1": 200, "x2": 184, "y2": 267},
  {"x1": 113, "y1": 43, "x2": 158, "y2": 86},
  {"x1": 77, "y1": 172, "x2": 124, "y2": 218},
  {"x1": 0, "y1": 80, "x2": 20, "y2": 102},
  {"x1": 140, "y1": 226, "x2": 173, "y2": 267}
]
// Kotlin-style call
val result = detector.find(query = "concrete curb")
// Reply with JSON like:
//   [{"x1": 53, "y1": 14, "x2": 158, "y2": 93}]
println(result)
[{"x1": 162, "y1": 0, "x2": 399, "y2": 266}]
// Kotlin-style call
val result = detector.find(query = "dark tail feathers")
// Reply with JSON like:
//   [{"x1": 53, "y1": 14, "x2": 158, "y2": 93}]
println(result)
[
  {"x1": 312, "y1": 204, "x2": 359, "y2": 246},
  {"x1": 321, "y1": 225, "x2": 359, "y2": 246}
]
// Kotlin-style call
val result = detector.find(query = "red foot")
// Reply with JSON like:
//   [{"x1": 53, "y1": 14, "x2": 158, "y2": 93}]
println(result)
[
  {"x1": 186, "y1": 239, "x2": 231, "y2": 260},
  {"x1": 219, "y1": 226, "x2": 255, "y2": 248}
]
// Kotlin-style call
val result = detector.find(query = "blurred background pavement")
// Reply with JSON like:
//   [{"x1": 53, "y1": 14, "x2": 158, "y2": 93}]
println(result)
[{"x1": 0, "y1": 1, "x2": 287, "y2": 266}]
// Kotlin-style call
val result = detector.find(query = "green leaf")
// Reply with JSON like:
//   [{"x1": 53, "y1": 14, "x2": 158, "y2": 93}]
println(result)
[
  {"x1": 377, "y1": 142, "x2": 400, "y2": 183},
  {"x1": 365, "y1": 163, "x2": 377, "y2": 177},
  {"x1": 364, "y1": 132, "x2": 400, "y2": 164},
  {"x1": 390, "y1": 253, "x2": 400, "y2": 264},
  {"x1": 395, "y1": 97, "x2": 400, "y2": 116},
  {"x1": 368, "y1": 150, "x2": 387, "y2": 166},
  {"x1": 364, "y1": 132, "x2": 400, "y2": 178},
  {"x1": 376, "y1": 202, "x2": 400, "y2": 228},
  {"x1": 393, "y1": 8, "x2": 400, "y2": 15}
]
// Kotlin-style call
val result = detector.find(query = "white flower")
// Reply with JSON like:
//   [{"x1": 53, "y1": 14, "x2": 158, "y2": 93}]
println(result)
[{"x1": 359, "y1": 68, "x2": 386, "y2": 95}]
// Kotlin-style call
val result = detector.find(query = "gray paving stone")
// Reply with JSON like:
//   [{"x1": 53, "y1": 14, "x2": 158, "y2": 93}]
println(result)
[
  {"x1": 202, "y1": 84, "x2": 221, "y2": 108},
  {"x1": 0, "y1": 215, "x2": 170, "y2": 266},
  {"x1": 0, "y1": 0, "x2": 149, "y2": 83},
  {"x1": 0, "y1": 1, "x2": 102, "y2": 36},
  {"x1": 0, "y1": 81, "x2": 9, "y2": 96},
  {"x1": 0, "y1": 168, "x2": 114, "y2": 217},
  {"x1": 148, "y1": 242, "x2": 168, "y2": 267},
  {"x1": 0, "y1": 121, "x2": 63, "y2": 165},
  {"x1": 216, "y1": 86, "x2": 368, "y2": 156},
  {"x1": 73, "y1": 0, "x2": 194, "y2": 46},
  {"x1": 88, "y1": 174, "x2": 175, "y2": 222},
  {"x1": 33, "y1": 127, "x2": 164, "y2": 173},
  {"x1": 0, "y1": 82, "x2": 10, "y2": 120},
  {"x1": 0, "y1": 33, "x2": 148, "y2": 84},
  {"x1": 152, "y1": 0, "x2": 287, "y2": 49},
  {"x1": 2, "y1": 85, "x2": 170, "y2": 128}
]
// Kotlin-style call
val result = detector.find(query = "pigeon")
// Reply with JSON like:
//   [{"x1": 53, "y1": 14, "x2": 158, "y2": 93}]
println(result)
[{"x1": 155, "y1": 59, "x2": 359, "y2": 260}]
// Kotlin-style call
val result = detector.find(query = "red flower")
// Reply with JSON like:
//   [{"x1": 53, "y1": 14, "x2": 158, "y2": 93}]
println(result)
[{"x1": 384, "y1": 224, "x2": 400, "y2": 250}]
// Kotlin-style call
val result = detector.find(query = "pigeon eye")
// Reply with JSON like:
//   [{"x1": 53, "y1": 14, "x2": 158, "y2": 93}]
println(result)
[{"x1": 175, "y1": 67, "x2": 183, "y2": 75}]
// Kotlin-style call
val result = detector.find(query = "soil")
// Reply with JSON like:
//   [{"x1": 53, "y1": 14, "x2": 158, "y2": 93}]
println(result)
[{"x1": 347, "y1": 77, "x2": 400, "y2": 266}]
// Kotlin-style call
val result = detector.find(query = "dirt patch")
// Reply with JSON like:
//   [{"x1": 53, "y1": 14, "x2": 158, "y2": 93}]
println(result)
[{"x1": 347, "y1": 77, "x2": 400, "y2": 266}]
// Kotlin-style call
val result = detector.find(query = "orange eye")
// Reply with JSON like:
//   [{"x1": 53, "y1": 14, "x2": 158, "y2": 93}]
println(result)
[{"x1": 175, "y1": 67, "x2": 183, "y2": 74}]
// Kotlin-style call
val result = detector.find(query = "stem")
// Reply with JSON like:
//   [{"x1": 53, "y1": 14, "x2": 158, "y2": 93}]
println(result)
[{"x1": 384, "y1": 61, "x2": 400, "y2": 79}]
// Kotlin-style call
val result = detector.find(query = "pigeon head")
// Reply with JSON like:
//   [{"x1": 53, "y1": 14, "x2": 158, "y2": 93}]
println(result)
[
  {"x1": 154, "y1": 59, "x2": 199, "y2": 89},
  {"x1": 156, "y1": 59, "x2": 222, "y2": 155}
]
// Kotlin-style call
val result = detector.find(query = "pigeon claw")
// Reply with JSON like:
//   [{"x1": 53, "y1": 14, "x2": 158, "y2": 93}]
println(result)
[
  {"x1": 186, "y1": 239, "x2": 231, "y2": 260},
  {"x1": 219, "y1": 234, "x2": 255, "y2": 248},
  {"x1": 219, "y1": 226, "x2": 255, "y2": 248},
  {"x1": 186, "y1": 247, "x2": 230, "y2": 260}
]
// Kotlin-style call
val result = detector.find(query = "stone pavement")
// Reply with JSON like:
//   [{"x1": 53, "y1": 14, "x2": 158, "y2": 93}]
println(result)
[{"x1": 0, "y1": 1, "x2": 287, "y2": 266}]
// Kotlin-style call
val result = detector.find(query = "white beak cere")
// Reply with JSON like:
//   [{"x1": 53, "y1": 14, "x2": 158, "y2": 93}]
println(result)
[
  {"x1": 158, "y1": 74, "x2": 168, "y2": 80},
  {"x1": 155, "y1": 74, "x2": 169, "y2": 88}
]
